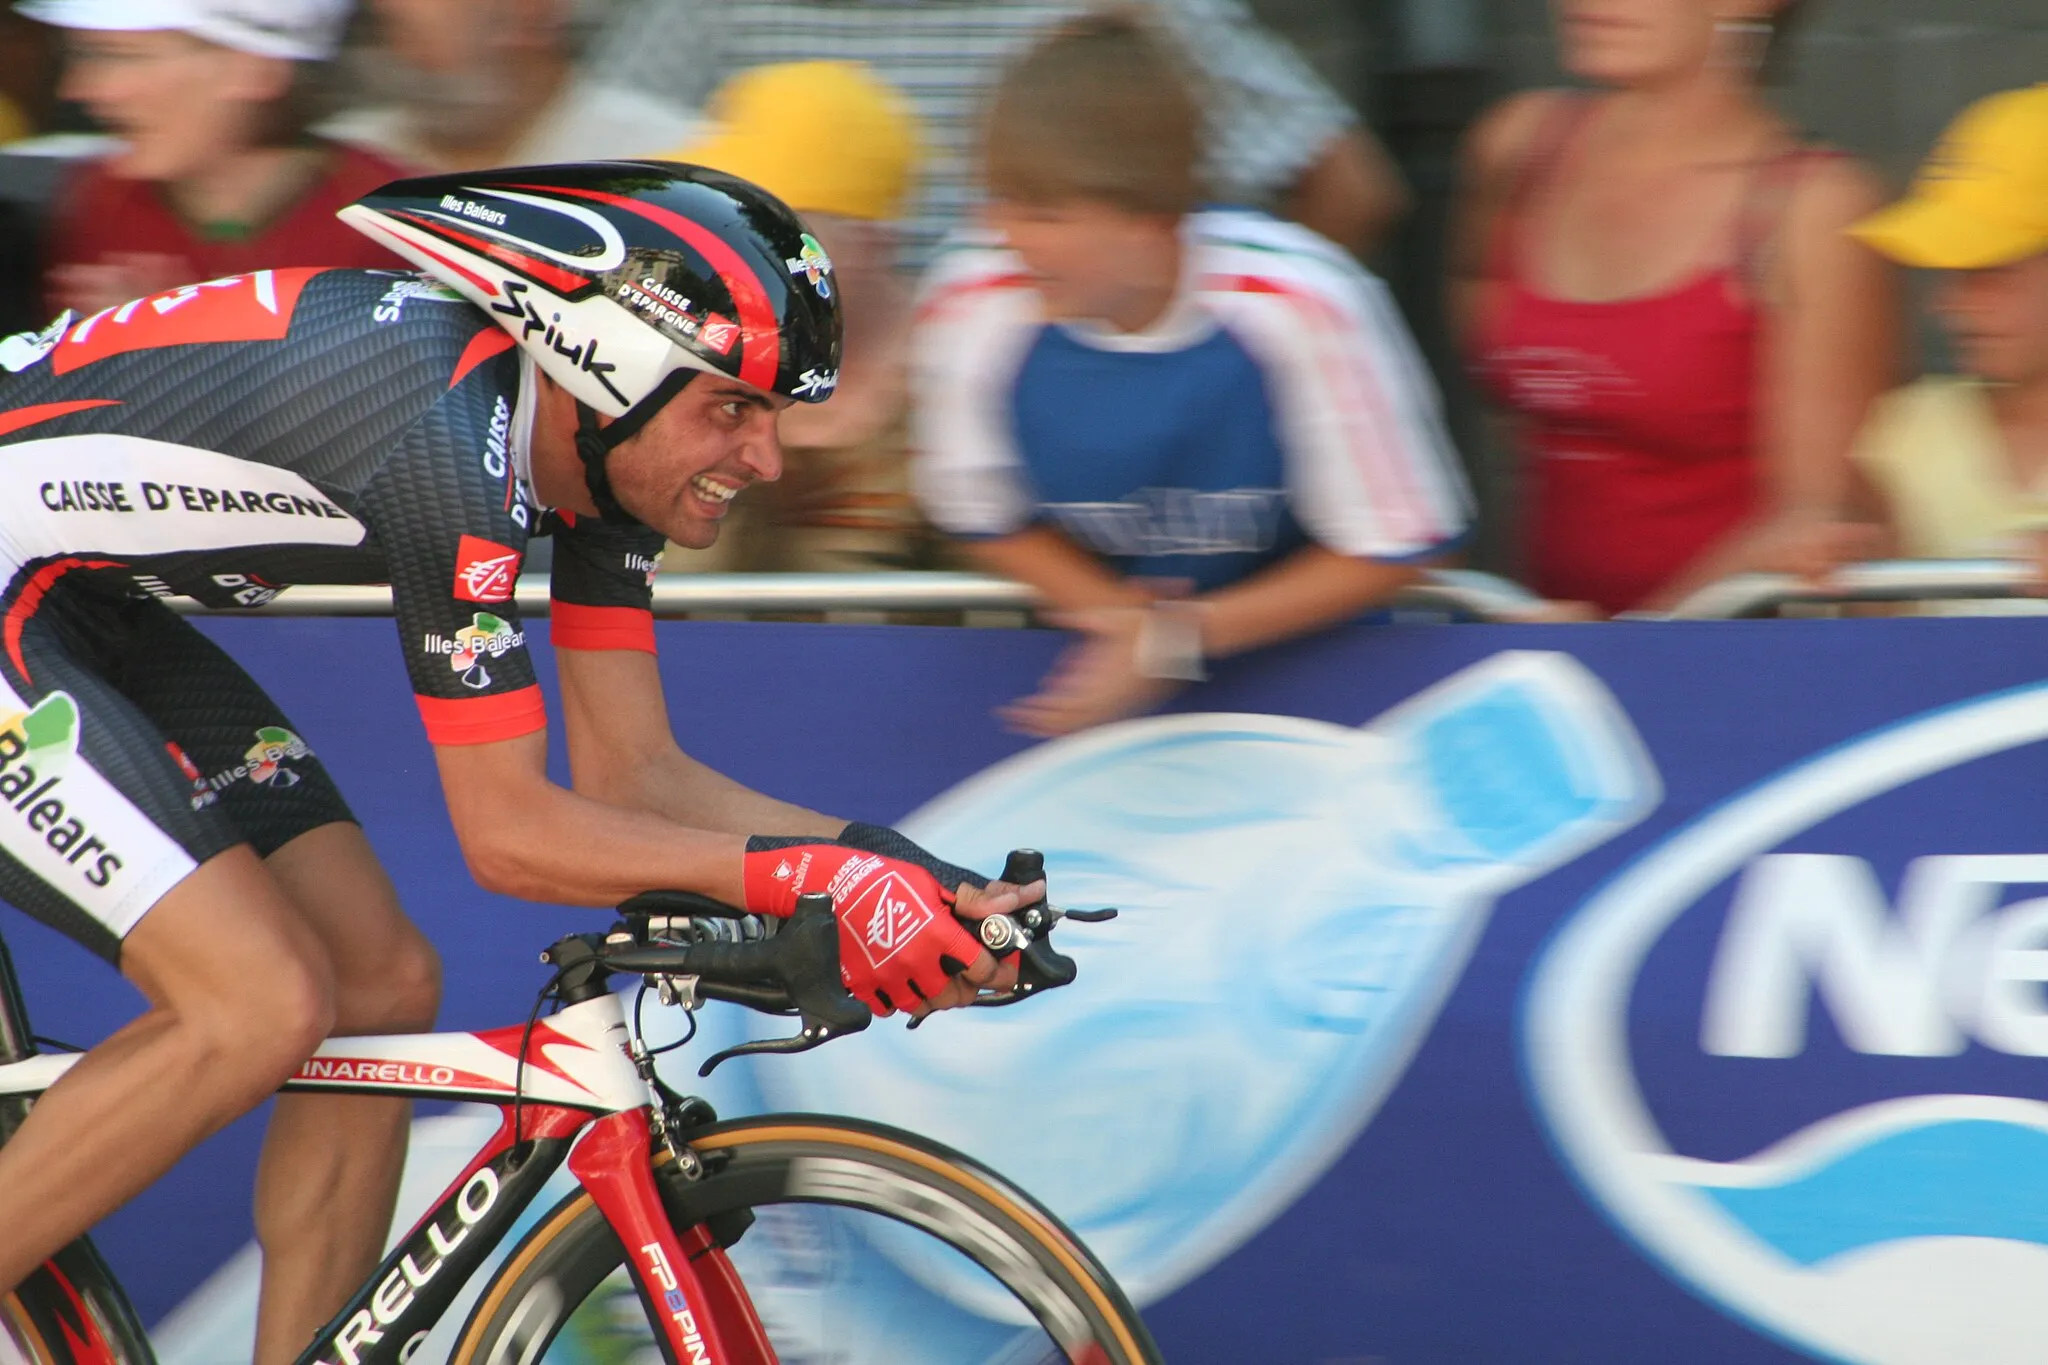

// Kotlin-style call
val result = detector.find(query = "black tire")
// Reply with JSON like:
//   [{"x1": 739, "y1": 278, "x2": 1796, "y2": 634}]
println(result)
[
  {"x1": 451, "y1": 1114, "x2": 1161, "y2": 1365},
  {"x1": 1, "y1": 1240, "x2": 155, "y2": 1365}
]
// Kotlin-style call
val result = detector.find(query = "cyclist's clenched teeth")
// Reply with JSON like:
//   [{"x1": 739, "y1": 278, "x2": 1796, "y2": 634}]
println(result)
[{"x1": 690, "y1": 475, "x2": 740, "y2": 505}]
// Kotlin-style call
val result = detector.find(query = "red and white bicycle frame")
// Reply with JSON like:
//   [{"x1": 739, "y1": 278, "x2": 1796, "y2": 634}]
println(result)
[{"x1": 0, "y1": 990, "x2": 773, "y2": 1365}]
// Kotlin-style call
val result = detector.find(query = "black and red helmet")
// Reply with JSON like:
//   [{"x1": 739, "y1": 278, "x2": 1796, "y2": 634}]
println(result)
[{"x1": 339, "y1": 161, "x2": 843, "y2": 411}]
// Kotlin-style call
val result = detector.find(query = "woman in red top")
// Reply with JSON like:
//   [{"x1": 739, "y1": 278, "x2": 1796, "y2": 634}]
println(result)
[
  {"x1": 27, "y1": 0, "x2": 412, "y2": 319},
  {"x1": 1451, "y1": 0, "x2": 1899, "y2": 616}
]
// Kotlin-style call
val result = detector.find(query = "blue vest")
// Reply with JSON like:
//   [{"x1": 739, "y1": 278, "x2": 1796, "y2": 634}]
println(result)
[{"x1": 1008, "y1": 323, "x2": 1305, "y2": 592}]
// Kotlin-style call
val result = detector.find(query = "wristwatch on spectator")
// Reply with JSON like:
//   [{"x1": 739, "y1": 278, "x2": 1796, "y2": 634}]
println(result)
[{"x1": 1136, "y1": 601, "x2": 1211, "y2": 681}]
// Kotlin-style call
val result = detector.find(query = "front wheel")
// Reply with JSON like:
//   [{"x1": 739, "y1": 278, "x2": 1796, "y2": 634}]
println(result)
[{"x1": 452, "y1": 1114, "x2": 1160, "y2": 1365}]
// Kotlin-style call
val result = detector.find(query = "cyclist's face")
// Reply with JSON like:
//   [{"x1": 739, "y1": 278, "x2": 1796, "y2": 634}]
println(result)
[
  {"x1": 608, "y1": 378, "x2": 791, "y2": 549},
  {"x1": 59, "y1": 29, "x2": 288, "y2": 181}
]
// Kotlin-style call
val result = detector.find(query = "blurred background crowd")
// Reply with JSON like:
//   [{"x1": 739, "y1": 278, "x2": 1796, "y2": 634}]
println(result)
[{"x1": 0, "y1": 0, "x2": 2044, "y2": 732}]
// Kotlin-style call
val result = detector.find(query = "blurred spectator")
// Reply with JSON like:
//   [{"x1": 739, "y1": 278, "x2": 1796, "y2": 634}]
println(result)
[
  {"x1": 1451, "y1": 0, "x2": 1899, "y2": 617},
  {"x1": 0, "y1": 16, "x2": 57, "y2": 335},
  {"x1": 662, "y1": 62, "x2": 933, "y2": 573},
  {"x1": 581, "y1": 0, "x2": 1409, "y2": 266},
  {"x1": 25, "y1": 0, "x2": 411, "y2": 319},
  {"x1": 326, "y1": 0, "x2": 698, "y2": 171},
  {"x1": 0, "y1": 8, "x2": 58, "y2": 139},
  {"x1": 914, "y1": 12, "x2": 1470, "y2": 737},
  {"x1": 0, "y1": 200, "x2": 37, "y2": 334},
  {"x1": 1847, "y1": 85, "x2": 2048, "y2": 601}
]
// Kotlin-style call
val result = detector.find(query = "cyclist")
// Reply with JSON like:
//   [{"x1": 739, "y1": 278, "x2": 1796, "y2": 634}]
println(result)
[{"x1": 0, "y1": 162, "x2": 1037, "y2": 1362}]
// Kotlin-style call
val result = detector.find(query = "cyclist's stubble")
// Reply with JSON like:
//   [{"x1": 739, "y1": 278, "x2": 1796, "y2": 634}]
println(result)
[{"x1": 532, "y1": 374, "x2": 790, "y2": 549}]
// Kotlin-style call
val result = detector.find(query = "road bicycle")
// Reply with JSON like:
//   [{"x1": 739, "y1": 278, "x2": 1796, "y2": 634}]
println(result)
[{"x1": 0, "y1": 851, "x2": 1160, "y2": 1365}]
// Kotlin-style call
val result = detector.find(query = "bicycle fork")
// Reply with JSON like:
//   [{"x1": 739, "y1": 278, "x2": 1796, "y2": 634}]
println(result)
[{"x1": 571, "y1": 1106, "x2": 776, "y2": 1365}]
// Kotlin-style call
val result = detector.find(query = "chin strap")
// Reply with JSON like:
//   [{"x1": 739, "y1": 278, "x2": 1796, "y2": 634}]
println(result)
[{"x1": 572, "y1": 369, "x2": 700, "y2": 526}]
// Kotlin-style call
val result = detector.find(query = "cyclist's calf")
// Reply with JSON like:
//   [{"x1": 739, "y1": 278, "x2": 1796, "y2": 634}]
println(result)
[{"x1": 0, "y1": 847, "x2": 336, "y2": 1292}]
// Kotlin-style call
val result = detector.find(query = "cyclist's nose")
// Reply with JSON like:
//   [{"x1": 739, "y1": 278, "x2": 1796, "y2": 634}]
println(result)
[{"x1": 741, "y1": 416, "x2": 784, "y2": 483}]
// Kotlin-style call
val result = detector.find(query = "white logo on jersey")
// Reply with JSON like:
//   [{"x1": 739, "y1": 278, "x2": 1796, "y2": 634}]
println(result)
[{"x1": 4, "y1": 435, "x2": 366, "y2": 561}]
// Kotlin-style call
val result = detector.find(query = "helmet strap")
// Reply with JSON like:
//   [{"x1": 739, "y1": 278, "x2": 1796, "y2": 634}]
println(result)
[{"x1": 570, "y1": 369, "x2": 698, "y2": 527}]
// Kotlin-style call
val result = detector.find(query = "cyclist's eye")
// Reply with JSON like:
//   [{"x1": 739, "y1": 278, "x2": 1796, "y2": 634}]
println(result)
[{"x1": 722, "y1": 401, "x2": 745, "y2": 420}]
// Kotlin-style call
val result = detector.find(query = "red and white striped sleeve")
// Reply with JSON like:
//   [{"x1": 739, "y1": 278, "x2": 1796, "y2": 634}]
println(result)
[
  {"x1": 908, "y1": 244, "x2": 1047, "y2": 540},
  {"x1": 1197, "y1": 212, "x2": 1473, "y2": 562}
]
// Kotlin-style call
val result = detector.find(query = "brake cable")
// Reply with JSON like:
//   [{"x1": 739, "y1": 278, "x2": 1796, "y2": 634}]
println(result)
[
  {"x1": 633, "y1": 979, "x2": 697, "y2": 1061},
  {"x1": 508, "y1": 970, "x2": 560, "y2": 1166}
]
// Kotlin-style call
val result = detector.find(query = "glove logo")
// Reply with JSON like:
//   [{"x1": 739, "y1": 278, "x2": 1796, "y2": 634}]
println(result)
[
  {"x1": 773, "y1": 860, "x2": 793, "y2": 880},
  {"x1": 848, "y1": 872, "x2": 936, "y2": 969}
]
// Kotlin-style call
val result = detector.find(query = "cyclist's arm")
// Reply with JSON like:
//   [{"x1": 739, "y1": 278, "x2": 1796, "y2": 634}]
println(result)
[
  {"x1": 431, "y1": 731, "x2": 755, "y2": 904},
  {"x1": 433, "y1": 649, "x2": 849, "y2": 904},
  {"x1": 554, "y1": 644, "x2": 842, "y2": 837}
]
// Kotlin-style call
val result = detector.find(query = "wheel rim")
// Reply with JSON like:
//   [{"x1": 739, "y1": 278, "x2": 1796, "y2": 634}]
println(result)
[{"x1": 455, "y1": 1119, "x2": 1156, "y2": 1365}]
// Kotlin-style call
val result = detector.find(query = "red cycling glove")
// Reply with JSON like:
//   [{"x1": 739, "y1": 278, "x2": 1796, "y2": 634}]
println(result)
[{"x1": 743, "y1": 842, "x2": 986, "y2": 1016}]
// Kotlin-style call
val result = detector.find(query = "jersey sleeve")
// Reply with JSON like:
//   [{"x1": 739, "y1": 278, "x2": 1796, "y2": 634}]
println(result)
[
  {"x1": 359, "y1": 366, "x2": 547, "y2": 747},
  {"x1": 1199, "y1": 214, "x2": 1473, "y2": 562},
  {"x1": 908, "y1": 245, "x2": 1044, "y2": 540},
  {"x1": 546, "y1": 514, "x2": 664, "y2": 653}
]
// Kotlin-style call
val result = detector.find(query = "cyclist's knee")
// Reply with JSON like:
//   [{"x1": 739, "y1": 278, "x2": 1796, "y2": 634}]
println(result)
[
  {"x1": 260, "y1": 946, "x2": 339, "y2": 1061},
  {"x1": 335, "y1": 926, "x2": 441, "y2": 1035},
  {"x1": 123, "y1": 855, "x2": 338, "y2": 1088},
  {"x1": 202, "y1": 943, "x2": 334, "y2": 1091},
  {"x1": 132, "y1": 942, "x2": 332, "y2": 1111},
  {"x1": 265, "y1": 823, "x2": 441, "y2": 1033}
]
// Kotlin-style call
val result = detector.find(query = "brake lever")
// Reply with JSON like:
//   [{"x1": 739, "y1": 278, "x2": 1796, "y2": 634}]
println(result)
[
  {"x1": 695, "y1": 892, "x2": 870, "y2": 1075},
  {"x1": 960, "y1": 849, "x2": 1118, "y2": 1009},
  {"x1": 697, "y1": 1019, "x2": 854, "y2": 1073}
]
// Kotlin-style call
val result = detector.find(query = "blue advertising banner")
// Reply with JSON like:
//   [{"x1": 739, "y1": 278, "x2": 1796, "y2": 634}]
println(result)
[{"x1": 8, "y1": 616, "x2": 2048, "y2": 1365}]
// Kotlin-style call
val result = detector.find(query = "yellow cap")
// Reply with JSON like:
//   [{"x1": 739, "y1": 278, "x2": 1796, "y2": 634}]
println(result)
[
  {"x1": 0, "y1": 93, "x2": 27, "y2": 146},
  {"x1": 669, "y1": 62, "x2": 920, "y2": 223},
  {"x1": 1852, "y1": 84, "x2": 2048, "y2": 269}
]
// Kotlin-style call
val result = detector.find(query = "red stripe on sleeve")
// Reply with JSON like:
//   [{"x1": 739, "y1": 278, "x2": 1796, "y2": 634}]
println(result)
[
  {"x1": 416, "y1": 686, "x2": 547, "y2": 746},
  {"x1": 550, "y1": 602, "x2": 656, "y2": 654},
  {"x1": 0, "y1": 400, "x2": 121, "y2": 439}
]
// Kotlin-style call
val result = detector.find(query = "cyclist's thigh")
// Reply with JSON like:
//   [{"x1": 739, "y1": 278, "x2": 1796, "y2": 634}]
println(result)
[
  {"x1": 0, "y1": 578, "x2": 244, "y2": 964},
  {"x1": 99, "y1": 596, "x2": 355, "y2": 860},
  {"x1": 109, "y1": 609, "x2": 433, "y2": 1021}
]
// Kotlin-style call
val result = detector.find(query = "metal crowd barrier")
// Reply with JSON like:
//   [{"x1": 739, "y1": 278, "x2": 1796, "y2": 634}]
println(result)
[
  {"x1": 173, "y1": 562, "x2": 2035, "y2": 623},
  {"x1": 1664, "y1": 560, "x2": 2041, "y2": 619},
  {"x1": 173, "y1": 568, "x2": 1550, "y2": 623}
]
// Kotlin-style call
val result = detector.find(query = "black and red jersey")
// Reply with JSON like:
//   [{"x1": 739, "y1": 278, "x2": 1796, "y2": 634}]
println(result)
[{"x1": 0, "y1": 267, "x2": 665, "y2": 746}]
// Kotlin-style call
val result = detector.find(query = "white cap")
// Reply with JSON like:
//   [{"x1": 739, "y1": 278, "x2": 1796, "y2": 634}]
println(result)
[{"x1": 15, "y1": 0, "x2": 350, "y2": 61}]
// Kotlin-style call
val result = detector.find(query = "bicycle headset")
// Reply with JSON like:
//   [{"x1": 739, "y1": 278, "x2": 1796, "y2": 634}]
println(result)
[{"x1": 337, "y1": 162, "x2": 845, "y2": 526}]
